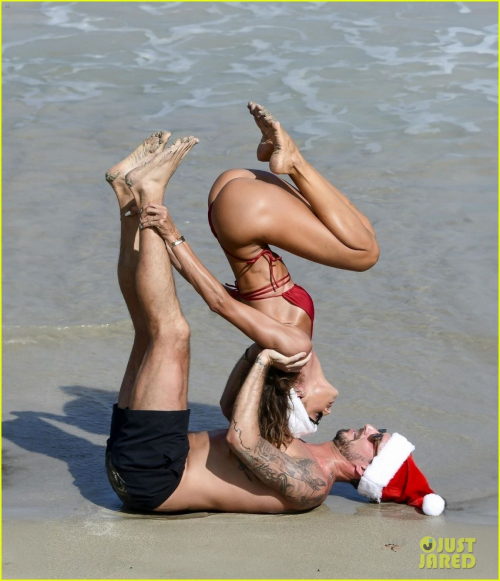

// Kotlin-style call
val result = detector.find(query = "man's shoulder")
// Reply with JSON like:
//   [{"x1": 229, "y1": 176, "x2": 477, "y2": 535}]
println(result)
[
  {"x1": 286, "y1": 440, "x2": 335, "y2": 489},
  {"x1": 284, "y1": 437, "x2": 314, "y2": 458}
]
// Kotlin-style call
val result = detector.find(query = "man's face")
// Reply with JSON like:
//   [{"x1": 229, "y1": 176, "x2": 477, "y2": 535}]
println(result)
[{"x1": 333, "y1": 424, "x2": 392, "y2": 465}]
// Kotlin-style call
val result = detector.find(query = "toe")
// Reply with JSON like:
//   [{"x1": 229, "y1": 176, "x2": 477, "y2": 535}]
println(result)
[
  {"x1": 164, "y1": 139, "x2": 180, "y2": 155},
  {"x1": 146, "y1": 132, "x2": 163, "y2": 153},
  {"x1": 159, "y1": 131, "x2": 171, "y2": 150}
]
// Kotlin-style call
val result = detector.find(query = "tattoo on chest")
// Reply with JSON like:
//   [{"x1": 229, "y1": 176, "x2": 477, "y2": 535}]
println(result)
[{"x1": 236, "y1": 458, "x2": 254, "y2": 481}]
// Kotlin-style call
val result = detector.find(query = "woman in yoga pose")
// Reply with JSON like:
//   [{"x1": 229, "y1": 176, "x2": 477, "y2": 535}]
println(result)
[{"x1": 134, "y1": 103, "x2": 379, "y2": 446}]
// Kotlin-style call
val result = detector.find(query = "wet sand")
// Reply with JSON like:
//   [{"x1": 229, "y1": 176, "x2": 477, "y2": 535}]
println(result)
[{"x1": 3, "y1": 323, "x2": 497, "y2": 579}]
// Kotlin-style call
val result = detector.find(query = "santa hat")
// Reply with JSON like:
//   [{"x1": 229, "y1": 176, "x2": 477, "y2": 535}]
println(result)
[{"x1": 357, "y1": 433, "x2": 445, "y2": 516}]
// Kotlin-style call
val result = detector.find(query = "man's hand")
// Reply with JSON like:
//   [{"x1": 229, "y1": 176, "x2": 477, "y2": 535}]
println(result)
[{"x1": 259, "y1": 349, "x2": 312, "y2": 373}]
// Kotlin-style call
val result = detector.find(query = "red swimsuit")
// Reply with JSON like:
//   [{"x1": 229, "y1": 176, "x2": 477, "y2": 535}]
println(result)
[{"x1": 208, "y1": 203, "x2": 315, "y2": 336}]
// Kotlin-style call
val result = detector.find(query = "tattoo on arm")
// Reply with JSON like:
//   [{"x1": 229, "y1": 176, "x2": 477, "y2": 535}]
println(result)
[
  {"x1": 236, "y1": 438, "x2": 327, "y2": 509},
  {"x1": 254, "y1": 356, "x2": 267, "y2": 367},
  {"x1": 231, "y1": 411, "x2": 251, "y2": 452}
]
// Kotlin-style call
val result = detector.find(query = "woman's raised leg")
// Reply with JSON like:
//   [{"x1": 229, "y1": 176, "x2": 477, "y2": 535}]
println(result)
[
  {"x1": 247, "y1": 102, "x2": 379, "y2": 251},
  {"x1": 208, "y1": 103, "x2": 379, "y2": 271}
]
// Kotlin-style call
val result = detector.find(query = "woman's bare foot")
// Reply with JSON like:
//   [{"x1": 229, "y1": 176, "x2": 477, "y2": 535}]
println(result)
[
  {"x1": 105, "y1": 131, "x2": 170, "y2": 211},
  {"x1": 247, "y1": 101, "x2": 303, "y2": 175},
  {"x1": 126, "y1": 136, "x2": 199, "y2": 208},
  {"x1": 247, "y1": 101, "x2": 274, "y2": 162}
]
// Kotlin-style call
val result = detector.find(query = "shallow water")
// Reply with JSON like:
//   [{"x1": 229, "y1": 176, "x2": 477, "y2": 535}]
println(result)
[{"x1": 2, "y1": 2, "x2": 497, "y2": 525}]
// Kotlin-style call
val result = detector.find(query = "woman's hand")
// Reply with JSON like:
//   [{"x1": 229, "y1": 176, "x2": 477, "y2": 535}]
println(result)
[
  {"x1": 259, "y1": 349, "x2": 312, "y2": 373},
  {"x1": 139, "y1": 203, "x2": 179, "y2": 244}
]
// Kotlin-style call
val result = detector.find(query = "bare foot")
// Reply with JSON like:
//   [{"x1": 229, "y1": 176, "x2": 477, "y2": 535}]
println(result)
[
  {"x1": 247, "y1": 101, "x2": 274, "y2": 162},
  {"x1": 247, "y1": 101, "x2": 302, "y2": 175},
  {"x1": 105, "y1": 131, "x2": 170, "y2": 210},
  {"x1": 126, "y1": 136, "x2": 199, "y2": 208}
]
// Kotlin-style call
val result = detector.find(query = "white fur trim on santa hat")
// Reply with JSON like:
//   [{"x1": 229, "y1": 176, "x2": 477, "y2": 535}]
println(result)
[
  {"x1": 422, "y1": 493, "x2": 445, "y2": 516},
  {"x1": 358, "y1": 433, "x2": 415, "y2": 502}
]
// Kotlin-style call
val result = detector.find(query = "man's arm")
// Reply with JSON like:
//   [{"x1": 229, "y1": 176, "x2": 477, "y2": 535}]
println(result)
[
  {"x1": 225, "y1": 349, "x2": 329, "y2": 511},
  {"x1": 220, "y1": 344, "x2": 260, "y2": 421}
]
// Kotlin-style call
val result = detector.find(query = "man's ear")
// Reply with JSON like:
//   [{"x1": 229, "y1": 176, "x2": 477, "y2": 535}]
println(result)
[{"x1": 354, "y1": 463, "x2": 368, "y2": 478}]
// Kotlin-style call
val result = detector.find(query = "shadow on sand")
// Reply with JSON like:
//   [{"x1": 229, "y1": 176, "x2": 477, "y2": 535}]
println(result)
[
  {"x1": 3, "y1": 384, "x2": 366, "y2": 511},
  {"x1": 2, "y1": 384, "x2": 227, "y2": 511}
]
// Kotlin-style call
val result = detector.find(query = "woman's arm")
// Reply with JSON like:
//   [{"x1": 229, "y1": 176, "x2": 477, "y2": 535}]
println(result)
[{"x1": 139, "y1": 204, "x2": 313, "y2": 356}]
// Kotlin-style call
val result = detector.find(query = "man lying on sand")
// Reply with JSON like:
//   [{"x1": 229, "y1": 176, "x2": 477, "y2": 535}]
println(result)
[{"x1": 104, "y1": 133, "x2": 445, "y2": 516}]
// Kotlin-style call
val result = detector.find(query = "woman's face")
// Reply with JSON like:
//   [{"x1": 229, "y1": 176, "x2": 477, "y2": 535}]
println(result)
[
  {"x1": 302, "y1": 381, "x2": 338, "y2": 425},
  {"x1": 296, "y1": 352, "x2": 338, "y2": 425}
]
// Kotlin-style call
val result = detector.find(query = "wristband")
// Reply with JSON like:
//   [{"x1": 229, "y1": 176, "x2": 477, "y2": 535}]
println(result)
[{"x1": 170, "y1": 236, "x2": 185, "y2": 248}]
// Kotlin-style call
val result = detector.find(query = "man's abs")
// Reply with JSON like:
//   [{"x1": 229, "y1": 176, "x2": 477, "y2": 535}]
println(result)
[{"x1": 155, "y1": 430, "x2": 294, "y2": 513}]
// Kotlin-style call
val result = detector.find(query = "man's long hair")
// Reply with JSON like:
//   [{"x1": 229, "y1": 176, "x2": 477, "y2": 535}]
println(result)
[{"x1": 258, "y1": 367, "x2": 298, "y2": 450}]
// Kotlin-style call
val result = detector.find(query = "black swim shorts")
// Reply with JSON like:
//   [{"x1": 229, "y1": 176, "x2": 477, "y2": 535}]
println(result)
[{"x1": 105, "y1": 404, "x2": 190, "y2": 511}]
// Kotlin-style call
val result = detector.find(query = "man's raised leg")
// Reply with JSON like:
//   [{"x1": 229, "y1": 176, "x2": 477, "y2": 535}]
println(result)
[
  {"x1": 105, "y1": 131, "x2": 170, "y2": 409},
  {"x1": 128, "y1": 224, "x2": 190, "y2": 411},
  {"x1": 106, "y1": 137, "x2": 198, "y2": 512},
  {"x1": 127, "y1": 136, "x2": 199, "y2": 411}
]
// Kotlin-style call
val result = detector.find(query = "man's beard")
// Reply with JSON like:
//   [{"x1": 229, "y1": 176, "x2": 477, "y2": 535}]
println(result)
[{"x1": 333, "y1": 429, "x2": 365, "y2": 462}]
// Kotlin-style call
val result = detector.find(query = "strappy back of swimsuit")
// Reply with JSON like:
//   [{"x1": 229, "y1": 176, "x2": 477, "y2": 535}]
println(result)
[{"x1": 208, "y1": 202, "x2": 315, "y2": 336}]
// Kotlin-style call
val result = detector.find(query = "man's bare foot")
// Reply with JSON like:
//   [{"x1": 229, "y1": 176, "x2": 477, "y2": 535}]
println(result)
[
  {"x1": 247, "y1": 101, "x2": 302, "y2": 175},
  {"x1": 126, "y1": 136, "x2": 199, "y2": 208},
  {"x1": 105, "y1": 131, "x2": 170, "y2": 211}
]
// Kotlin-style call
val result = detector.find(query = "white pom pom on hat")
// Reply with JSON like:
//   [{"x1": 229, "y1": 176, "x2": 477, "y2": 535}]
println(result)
[
  {"x1": 358, "y1": 433, "x2": 445, "y2": 516},
  {"x1": 422, "y1": 493, "x2": 446, "y2": 516}
]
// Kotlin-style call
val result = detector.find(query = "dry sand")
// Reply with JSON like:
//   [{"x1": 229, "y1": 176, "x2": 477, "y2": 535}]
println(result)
[
  {"x1": 3, "y1": 508, "x2": 497, "y2": 579},
  {"x1": 3, "y1": 330, "x2": 497, "y2": 579}
]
